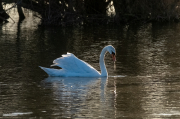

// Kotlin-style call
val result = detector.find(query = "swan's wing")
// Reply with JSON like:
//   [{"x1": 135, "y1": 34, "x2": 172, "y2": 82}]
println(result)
[{"x1": 51, "y1": 53, "x2": 99, "y2": 74}]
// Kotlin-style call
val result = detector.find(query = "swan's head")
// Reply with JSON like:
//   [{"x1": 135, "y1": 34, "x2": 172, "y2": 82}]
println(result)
[{"x1": 107, "y1": 45, "x2": 116, "y2": 62}]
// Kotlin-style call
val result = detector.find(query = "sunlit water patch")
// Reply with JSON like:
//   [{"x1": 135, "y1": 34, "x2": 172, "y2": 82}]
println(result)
[{"x1": 3, "y1": 112, "x2": 33, "y2": 117}]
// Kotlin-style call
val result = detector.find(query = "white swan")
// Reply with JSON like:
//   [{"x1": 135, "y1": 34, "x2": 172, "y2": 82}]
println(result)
[{"x1": 39, "y1": 45, "x2": 116, "y2": 77}]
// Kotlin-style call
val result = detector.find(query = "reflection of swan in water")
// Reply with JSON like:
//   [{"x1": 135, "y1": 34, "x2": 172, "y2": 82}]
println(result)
[
  {"x1": 41, "y1": 77, "x2": 100, "y2": 92},
  {"x1": 42, "y1": 76, "x2": 99, "y2": 86},
  {"x1": 41, "y1": 77, "x2": 107, "y2": 101},
  {"x1": 41, "y1": 77, "x2": 112, "y2": 118},
  {"x1": 41, "y1": 77, "x2": 107, "y2": 95},
  {"x1": 39, "y1": 45, "x2": 116, "y2": 77}
]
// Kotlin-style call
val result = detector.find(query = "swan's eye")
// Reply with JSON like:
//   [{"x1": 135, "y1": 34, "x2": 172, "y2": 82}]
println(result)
[{"x1": 112, "y1": 51, "x2": 115, "y2": 55}]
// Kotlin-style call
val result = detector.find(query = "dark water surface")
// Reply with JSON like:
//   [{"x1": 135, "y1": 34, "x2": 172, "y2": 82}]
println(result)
[{"x1": 1, "y1": 9, "x2": 180, "y2": 118}]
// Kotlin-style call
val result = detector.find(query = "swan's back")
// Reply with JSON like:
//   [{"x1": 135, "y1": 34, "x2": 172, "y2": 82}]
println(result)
[{"x1": 41, "y1": 53, "x2": 100, "y2": 77}]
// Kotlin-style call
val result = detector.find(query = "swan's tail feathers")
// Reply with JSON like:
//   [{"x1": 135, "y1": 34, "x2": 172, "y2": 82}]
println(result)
[{"x1": 39, "y1": 66, "x2": 64, "y2": 77}]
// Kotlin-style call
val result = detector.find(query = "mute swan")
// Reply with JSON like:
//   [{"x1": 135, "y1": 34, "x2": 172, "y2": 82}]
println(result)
[{"x1": 39, "y1": 45, "x2": 116, "y2": 77}]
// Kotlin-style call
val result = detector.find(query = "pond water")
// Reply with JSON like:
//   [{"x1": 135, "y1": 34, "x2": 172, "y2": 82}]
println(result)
[{"x1": 1, "y1": 9, "x2": 180, "y2": 118}]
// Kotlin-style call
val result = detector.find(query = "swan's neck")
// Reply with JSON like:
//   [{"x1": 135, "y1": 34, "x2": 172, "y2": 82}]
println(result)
[{"x1": 100, "y1": 47, "x2": 108, "y2": 76}]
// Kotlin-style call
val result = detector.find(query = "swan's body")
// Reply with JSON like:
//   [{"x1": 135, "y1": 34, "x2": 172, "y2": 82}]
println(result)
[{"x1": 40, "y1": 45, "x2": 116, "y2": 77}]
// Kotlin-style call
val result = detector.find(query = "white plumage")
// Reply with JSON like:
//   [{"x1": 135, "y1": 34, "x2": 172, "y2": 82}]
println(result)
[{"x1": 40, "y1": 45, "x2": 116, "y2": 77}]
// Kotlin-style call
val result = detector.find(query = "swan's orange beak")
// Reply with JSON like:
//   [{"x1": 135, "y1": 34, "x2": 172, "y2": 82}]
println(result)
[{"x1": 112, "y1": 54, "x2": 116, "y2": 62}]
